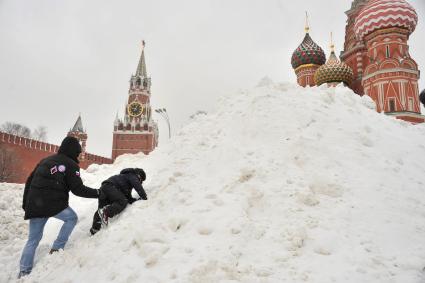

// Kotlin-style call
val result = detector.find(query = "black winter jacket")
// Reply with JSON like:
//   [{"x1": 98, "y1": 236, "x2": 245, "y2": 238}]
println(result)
[
  {"x1": 102, "y1": 168, "x2": 147, "y2": 202},
  {"x1": 22, "y1": 153, "x2": 99, "y2": 219}
]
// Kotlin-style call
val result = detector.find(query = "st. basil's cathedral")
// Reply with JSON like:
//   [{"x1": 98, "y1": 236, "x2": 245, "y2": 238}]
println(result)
[{"x1": 292, "y1": 0, "x2": 424, "y2": 123}]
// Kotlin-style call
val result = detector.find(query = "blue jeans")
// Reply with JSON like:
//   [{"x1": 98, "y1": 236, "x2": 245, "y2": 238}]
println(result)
[{"x1": 19, "y1": 207, "x2": 78, "y2": 273}]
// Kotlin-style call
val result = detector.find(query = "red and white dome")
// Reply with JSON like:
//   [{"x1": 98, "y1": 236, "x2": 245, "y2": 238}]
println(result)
[{"x1": 354, "y1": 0, "x2": 418, "y2": 40}]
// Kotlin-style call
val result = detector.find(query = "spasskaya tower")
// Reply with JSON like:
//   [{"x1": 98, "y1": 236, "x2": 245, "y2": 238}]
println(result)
[{"x1": 111, "y1": 41, "x2": 159, "y2": 160}]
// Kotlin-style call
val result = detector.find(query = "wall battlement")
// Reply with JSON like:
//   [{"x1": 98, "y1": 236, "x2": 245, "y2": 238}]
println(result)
[{"x1": 1, "y1": 132, "x2": 60, "y2": 153}]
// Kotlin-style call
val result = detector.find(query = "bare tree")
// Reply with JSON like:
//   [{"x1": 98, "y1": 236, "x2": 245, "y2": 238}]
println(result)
[
  {"x1": 1, "y1": 122, "x2": 31, "y2": 138},
  {"x1": 1, "y1": 122, "x2": 48, "y2": 141},
  {"x1": 0, "y1": 144, "x2": 18, "y2": 182},
  {"x1": 32, "y1": 126, "x2": 48, "y2": 141}
]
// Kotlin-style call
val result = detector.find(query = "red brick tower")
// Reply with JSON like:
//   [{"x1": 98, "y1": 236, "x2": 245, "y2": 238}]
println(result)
[
  {"x1": 67, "y1": 114, "x2": 87, "y2": 160},
  {"x1": 291, "y1": 14, "x2": 326, "y2": 87},
  {"x1": 340, "y1": 0, "x2": 369, "y2": 95},
  {"x1": 345, "y1": 0, "x2": 424, "y2": 123},
  {"x1": 355, "y1": 0, "x2": 423, "y2": 122},
  {"x1": 112, "y1": 42, "x2": 159, "y2": 160}
]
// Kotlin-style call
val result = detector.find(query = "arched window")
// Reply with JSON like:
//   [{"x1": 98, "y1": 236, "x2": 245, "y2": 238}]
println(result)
[
  {"x1": 408, "y1": 98, "x2": 414, "y2": 111},
  {"x1": 389, "y1": 98, "x2": 395, "y2": 112}
]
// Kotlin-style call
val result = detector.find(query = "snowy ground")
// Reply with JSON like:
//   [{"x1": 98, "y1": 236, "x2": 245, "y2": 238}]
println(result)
[{"x1": 1, "y1": 81, "x2": 425, "y2": 282}]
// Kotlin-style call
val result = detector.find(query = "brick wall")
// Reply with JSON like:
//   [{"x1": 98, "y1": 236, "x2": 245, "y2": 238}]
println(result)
[
  {"x1": 111, "y1": 132, "x2": 155, "y2": 160},
  {"x1": 0, "y1": 132, "x2": 112, "y2": 184}
]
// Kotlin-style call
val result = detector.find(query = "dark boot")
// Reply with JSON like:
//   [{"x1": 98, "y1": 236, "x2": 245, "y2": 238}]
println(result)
[
  {"x1": 49, "y1": 249, "x2": 59, "y2": 254},
  {"x1": 89, "y1": 227, "x2": 100, "y2": 235},
  {"x1": 91, "y1": 210, "x2": 102, "y2": 231}
]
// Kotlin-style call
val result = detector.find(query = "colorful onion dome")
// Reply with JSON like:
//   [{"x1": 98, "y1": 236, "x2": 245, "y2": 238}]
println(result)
[
  {"x1": 354, "y1": 0, "x2": 418, "y2": 40},
  {"x1": 314, "y1": 50, "x2": 354, "y2": 86},
  {"x1": 291, "y1": 33, "x2": 326, "y2": 70}
]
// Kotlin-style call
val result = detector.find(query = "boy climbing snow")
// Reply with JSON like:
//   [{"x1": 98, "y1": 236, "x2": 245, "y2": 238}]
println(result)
[{"x1": 90, "y1": 168, "x2": 147, "y2": 235}]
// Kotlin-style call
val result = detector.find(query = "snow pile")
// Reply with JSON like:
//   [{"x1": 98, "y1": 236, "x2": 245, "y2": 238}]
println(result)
[{"x1": 1, "y1": 82, "x2": 425, "y2": 282}]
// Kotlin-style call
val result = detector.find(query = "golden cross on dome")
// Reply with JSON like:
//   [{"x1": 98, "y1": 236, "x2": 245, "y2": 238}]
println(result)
[{"x1": 305, "y1": 11, "x2": 310, "y2": 33}]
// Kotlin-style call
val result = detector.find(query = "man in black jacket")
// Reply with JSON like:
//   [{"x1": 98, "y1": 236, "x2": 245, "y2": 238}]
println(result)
[
  {"x1": 90, "y1": 168, "x2": 147, "y2": 235},
  {"x1": 19, "y1": 136, "x2": 101, "y2": 278}
]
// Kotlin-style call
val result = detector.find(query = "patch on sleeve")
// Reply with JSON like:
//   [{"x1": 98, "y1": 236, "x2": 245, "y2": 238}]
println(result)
[
  {"x1": 50, "y1": 166, "x2": 58, "y2": 175},
  {"x1": 58, "y1": 165, "x2": 66, "y2": 172},
  {"x1": 76, "y1": 171, "x2": 80, "y2": 177}
]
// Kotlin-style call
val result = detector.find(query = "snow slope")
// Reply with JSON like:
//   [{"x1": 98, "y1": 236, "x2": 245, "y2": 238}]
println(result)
[{"x1": 1, "y1": 82, "x2": 425, "y2": 282}]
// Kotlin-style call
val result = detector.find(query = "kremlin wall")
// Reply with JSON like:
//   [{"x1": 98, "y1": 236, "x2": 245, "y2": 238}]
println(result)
[{"x1": 1, "y1": 0, "x2": 425, "y2": 184}]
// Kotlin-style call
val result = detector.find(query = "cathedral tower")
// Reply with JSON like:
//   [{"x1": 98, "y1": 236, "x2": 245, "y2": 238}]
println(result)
[
  {"x1": 340, "y1": 0, "x2": 369, "y2": 95},
  {"x1": 353, "y1": 0, "x2": 423, "y2": 123},
  {"x1": 315, "y1": 34, "x2": 354, "y2": 87},
  {"x1": 111, "y1": 42, "x2": 159, "y2": 160},
  {"x1": 291, "y1": 14, "x2": 326, "y2": 87}
]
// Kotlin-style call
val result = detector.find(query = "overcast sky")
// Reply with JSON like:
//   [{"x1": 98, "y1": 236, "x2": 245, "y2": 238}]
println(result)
[{"x1": 1, "y1": 0, "x2": 424, "y2": 157}]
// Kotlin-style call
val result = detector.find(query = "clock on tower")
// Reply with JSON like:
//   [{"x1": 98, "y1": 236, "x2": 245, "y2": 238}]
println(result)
[{"x1": 128, "y1": 101, "x2": 144, "y2": 117}]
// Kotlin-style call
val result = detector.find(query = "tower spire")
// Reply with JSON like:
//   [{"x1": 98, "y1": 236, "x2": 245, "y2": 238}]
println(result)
[
  {"x1": 305, "y1": 11, "x2": 310, "y2": 34},
  {"x1": 71, "y1": 113, "x2": 84, "y2": 133},
  {"x1": 136, "y1": 40, "x2": 147, "y2": 77},
  {"x1": 68, "y1": 113, "x2": 88, "y2": 160},
  {"x1": 330, "y1": 32, "x2": 335, "y2": 52}
]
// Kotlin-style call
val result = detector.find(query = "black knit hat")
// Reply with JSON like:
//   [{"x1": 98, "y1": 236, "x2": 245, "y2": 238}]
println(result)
[
  {"x1": 135, "y1": 168, "x2": 146, "y2": 181},
  {"x1": 120, "y1": 168, "x2": 146, "y2": 182},
  {"x1": 58, "y1": 136, "x2": 82, "y2": 163}
]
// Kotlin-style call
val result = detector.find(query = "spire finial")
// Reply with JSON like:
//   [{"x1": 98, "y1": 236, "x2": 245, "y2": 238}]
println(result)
[
  {"x1": 305, "y1": 11, "x2": 310, "y2": 33},
  {"x1": 330, "y1": 32, "x2": 335, "y2": 52},
  {"x1": 136, "y1": 40, "x2": 147, "y2": 77}
]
